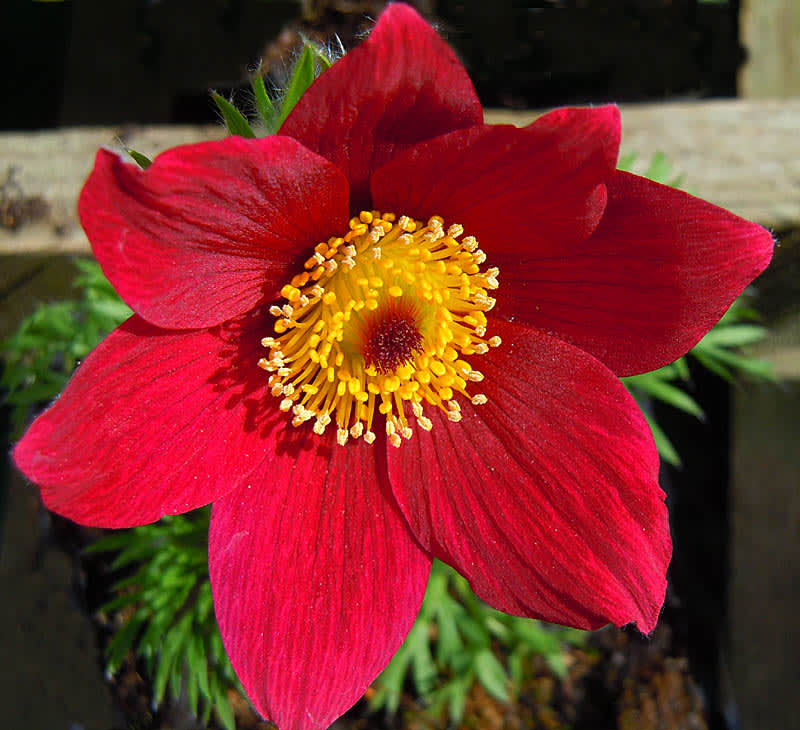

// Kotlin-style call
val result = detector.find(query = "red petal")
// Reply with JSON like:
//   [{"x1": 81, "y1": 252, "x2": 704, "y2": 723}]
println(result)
[
  {"x1": 372, "y1": 105, "x2": 620, "y2": 253},
  {"x1": 496, "y1": 170, "x2": 775, "y2": 376},
  {"x1": 80, "y1": 136, "x2": 349, "y2": 329},
  {"x1": 280, "y1": 3, "x2": 482, "y2": 211},
  {"x1": 14, "y1": 313, "x2": 287, "y2": 527},
  {"x1": 387, "y1": 319, "x2": 670, "y2": 633},
  {"x1": 209, "y1": 431, "x2": 431, "y2": 730}
]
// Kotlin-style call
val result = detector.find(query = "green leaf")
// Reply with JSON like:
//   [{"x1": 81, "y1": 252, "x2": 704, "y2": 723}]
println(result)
[
  {"x1": 696, "y1": 345, "x2": 776, "y2": 380},
  {"x1": 457, "y1": 613, "x2": 490, "y2": 649},
  {"x1": 408, "y1": 621, "x2": 437, "y2": 696},
  {"x1": 544, "y1": 651, "x2": 569, "y2": 679},
  {"x1": 446, "y1": 674, "x2": 472, "y2": 722},
  {"x1": 507, "y1": 648, "x2": 526, "y2": 688},
  {"x1": 642, "y1": 410, "x2": 682, "y2": 467},
  {"x1": 697, "y1": 324, "x2": 768, "y2": 348},
  {"x1": 106, "y1": 613, "x2": 145, "y2": 674},
  {"x1": 433, "y1": 600, "x2": 463, "y2": 663},
  {"x1": 211, "y1": 672, "x2": 236, "y2": 730},
  {"x1": 279, "y1": 45, "x2": 315, "y2": 126},
  {"x1": 251, "y1": 73, "x2": 279, "y2": 134},
  {"x1": 511, "y1": 619, "x2": 561, "y2": 655},
  {"x1": 212, "y1": 92, "x2": 256, "y2": 138},
  {"x1": 625, "y1": 373, "x2": 705, "y2": 419},
  {"x1": 617, "y1": 151, "x2": 637, "y2": 171},
  {"x1": 188, "y1": 633, "x2": 211, "y2": 699},
  {"x1": 127, "y1": 148, "x2": 152, "y2": 169},
  {"x1": 186, "y1": 668, "x2": 199, "y2": 717},
  {"x1": 473, "y1": 648, "x2": 509, "y2": 702}
]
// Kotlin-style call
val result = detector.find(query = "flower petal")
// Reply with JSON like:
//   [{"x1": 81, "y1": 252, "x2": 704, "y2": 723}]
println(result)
[
  {"x1": 13, "y1": 313, "x2": 287, "y2": 527},
  {"x1": 371, "y1": 105, "x2": 620, "y2": 252},
  {"x1": 387, "y1": 319, "x2": 670, "y2": 633},
  {"x1": 280, "y1": 3, "x2": 482, "y2": 211},
  {"x1": 80, "y1": 136, "x2": 349, "y2": 329},
  {"x1": 494, "y1": 170, "x2": 775, "y2": 376},
  {"x1": 209, "y1": 431, "x2": 431, "y2": 730}
]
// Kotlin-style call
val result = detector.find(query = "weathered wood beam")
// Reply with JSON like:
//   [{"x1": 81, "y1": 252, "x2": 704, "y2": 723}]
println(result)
[{"x1": 1, "y1": 100, "x2": 798, "y2": 261}]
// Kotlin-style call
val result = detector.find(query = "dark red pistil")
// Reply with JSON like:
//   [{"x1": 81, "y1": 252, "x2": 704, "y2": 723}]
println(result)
[{"x1": 361, "y1": 308, "x2": 423, "y2": 373}]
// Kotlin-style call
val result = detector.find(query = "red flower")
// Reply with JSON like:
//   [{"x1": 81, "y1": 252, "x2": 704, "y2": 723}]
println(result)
[{"x1": 14, "y1": 5, "x2": 772, "y2": 730}]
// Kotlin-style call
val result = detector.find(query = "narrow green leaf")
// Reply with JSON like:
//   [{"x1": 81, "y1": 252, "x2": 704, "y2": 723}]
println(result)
[
  {"x1": 211, "y1": 673, "x2": 236, "y2": 730},
  {"x1": 212, "y1": 92, "x2": 256, "y2": 138},
  {"x1": 312, "y1": 45, "x2": 333, "y2": 69},
  {"x1": 645, "y1": 151, "x2": 672, "y2": 184},
  {"x1": 186, "y1": 669, "x2": 199, "y2": 717},
  {"x1": 473, "y1": 648, "x2": 509, "y2": 702},
  {"x1": 433, "y1": 601, "x2": 463, "y2": 663},
  {"x1": 127, "y1": 148, "x2": 152, "y2": 169},
  {"x1": 106, "y1": 614, "x2": 145, "y2": 674},
  {"x1": 690, "y1": 347, "x2": 735, "y2": 381},
  {"x1": 617, "y1": 151, "x2": 637, "y2": 172},
  {"x1": 279, "y1": 45, "x2": 315, "y2": 126},
  {"x1": 447, "y1": 674, "x2": 472, "y2": 722},
  {"x1": 625, "y1": 374, "x2": 705, "y2": 419},
  {"x1": 407, "y1": 621, "x2": 436, "y2": 696},
  {"x1": 642, "y1": 410, "x2": 682, "y2": 467},
  {"x1": 544, "y1": 651, "x2": 569, "y2": 678},
  {"x1": 697, "y1": 346, "x2": 776, "y2": 380},
  {"x1": 152, "y1": 645, "x2": 174, "y2": 705},
  {"x1": 457, "y1": 613, "x2": 490, "y2": 649},
  {"x1": 251, "y1": 74, "x2": 278, "y2": 133},
  {"x1": 507, "y1": 648, "x2": 525, "y2": 688},
  {"x1": 188, "y1": 633, "x2": 211, "y2": 699},
  {"x1": 512, "y1": 619, "x2": 561, "y2": 655},
  {"x1": 697, "y1": 324, "x2": 768, "y2": 348}
]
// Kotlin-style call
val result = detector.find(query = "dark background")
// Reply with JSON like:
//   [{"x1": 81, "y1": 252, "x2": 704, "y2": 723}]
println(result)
[{"x1": 4, "y1": 0, "x2": 743, "y2": 130}]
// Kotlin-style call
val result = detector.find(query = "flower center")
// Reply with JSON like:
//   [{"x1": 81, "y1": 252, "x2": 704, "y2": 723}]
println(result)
[{"x1": 258, "y1": 211, "x2": 501, "y2": 447}]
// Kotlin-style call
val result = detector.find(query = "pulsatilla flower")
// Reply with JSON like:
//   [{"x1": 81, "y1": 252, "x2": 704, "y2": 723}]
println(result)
[{"x1": 14, "y1": 5, "x2": 772, "y2": 730}]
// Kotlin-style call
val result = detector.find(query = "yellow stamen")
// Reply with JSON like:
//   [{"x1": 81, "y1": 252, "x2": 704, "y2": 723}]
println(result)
[{"x1": 259, "y1": 211, "x2": 500, "y2": 446}]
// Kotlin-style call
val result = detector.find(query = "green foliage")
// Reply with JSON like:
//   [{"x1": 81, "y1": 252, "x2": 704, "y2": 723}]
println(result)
[
  {"x1": 126, "y1": 148, "x2": 153, "y2": 170},
  {"x1": 217, "y1": 38, "x2": 337, "y2": 138},
  {"x1": 1, "y1": 258, "x2": 132, "y2": 438},
  {"x1": 370, "y1": 560, "x2": 585, "y2": 722},
  {"x1": 251, "y1": 73, "x2": 279, "y2": 134},
  {"x1": 278, "y1": 45, "x2": 316, "y2": 126},
  {"x1": 618, "y1": 149, "x2": 686, "y2": 188},
  {"x1": 87, "y1": 509, "x2": 240, "y2": 730},
  {"x1": 212, "y1": 93, "x2": 258, "y2": 139}
]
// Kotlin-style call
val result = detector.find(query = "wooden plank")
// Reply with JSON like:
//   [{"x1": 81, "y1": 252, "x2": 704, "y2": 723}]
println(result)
[
  {"x1": 730, "y1": 384, "x2": 800, "y2": 730},
  {"x1": 0, "y1": 124, "x2": 225, "y2": 256},
  {"x1": 739, "y1": 0, "x2": 800, "y2": 98},
  {"x1": 1, "y1": 100, "x2": 798, "y2": 263},
  {"x1": 489, "y1": 99, "x2": 800, "y2": 230}
]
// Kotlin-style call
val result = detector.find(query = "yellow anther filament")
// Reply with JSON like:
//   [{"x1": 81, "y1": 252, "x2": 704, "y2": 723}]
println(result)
[{"x1": 258, "y1": 211, "x2": 501, "y2": 446}]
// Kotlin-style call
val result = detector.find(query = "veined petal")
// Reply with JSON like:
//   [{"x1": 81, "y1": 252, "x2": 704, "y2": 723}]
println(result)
[
  {"x1": 280, "y1": 3, "x2": 482, "y2": 211},
  {"x1": 13, "y1": 314, "x2": 286, "y2": 527},
  {"x1": 387, "y1": 319, "x2": 670, "y2": 634},
  {"x1": 496, "y1": 170, "x2": 775, "y2": 376},
  {"x1": 80, "y1": 136, "x2": 349, "y2": 329},
  {"x1": 371, "y1": 105, "x2": 620, "y2": 253},
  {"x1": 209, "y1": 431, "x2": 431, "y2": 730}
]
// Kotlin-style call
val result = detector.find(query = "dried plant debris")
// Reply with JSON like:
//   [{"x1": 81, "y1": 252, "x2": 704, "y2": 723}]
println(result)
[{"x1": 1, "y1": 167, "x2": 50, "y2": 230}]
